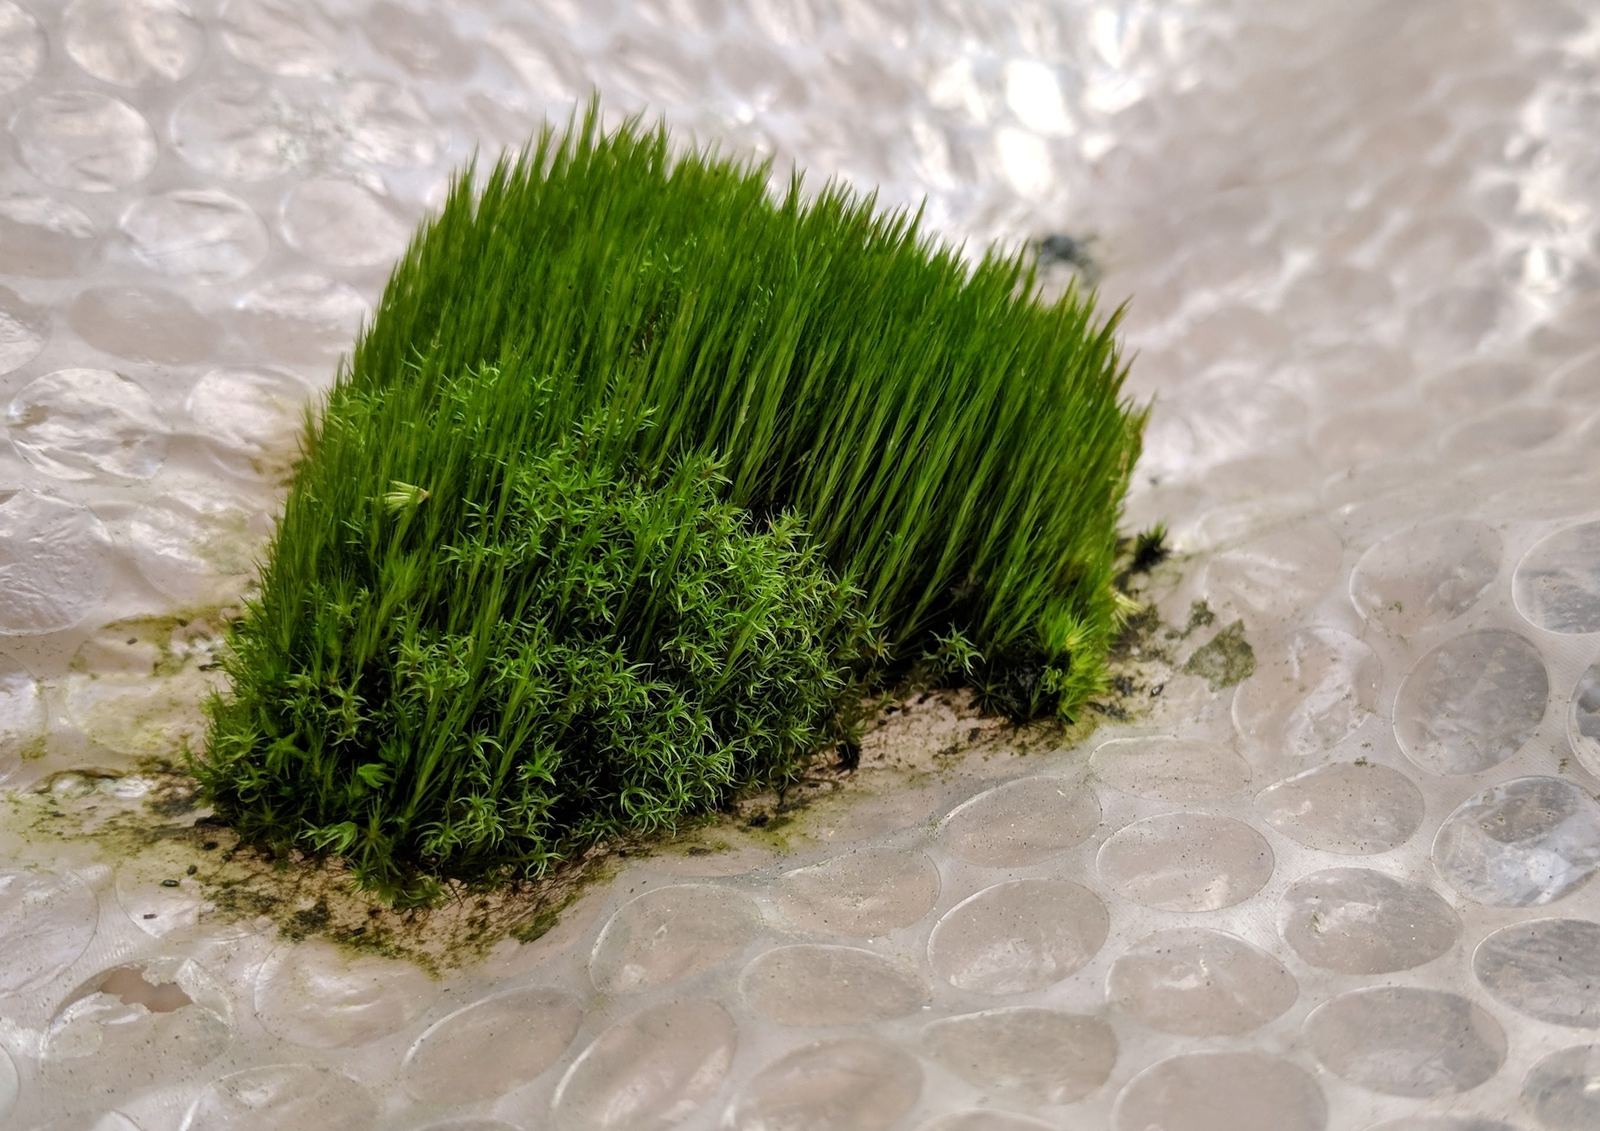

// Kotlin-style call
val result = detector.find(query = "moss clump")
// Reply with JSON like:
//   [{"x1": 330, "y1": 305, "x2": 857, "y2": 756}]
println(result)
[{"x1": 197, "y1": 103, "x2": 1144, "y2": 900}]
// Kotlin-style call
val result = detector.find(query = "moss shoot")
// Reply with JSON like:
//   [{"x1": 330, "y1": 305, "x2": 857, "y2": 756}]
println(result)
[{"x1": 196, "y1": 104, "x2": 1145, "y2": 901}]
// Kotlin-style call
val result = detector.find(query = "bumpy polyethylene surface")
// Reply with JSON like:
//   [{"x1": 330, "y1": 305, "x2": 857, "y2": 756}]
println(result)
[{"x1": 2, "y1": 1, "x2": 1600, "y2": 1130}]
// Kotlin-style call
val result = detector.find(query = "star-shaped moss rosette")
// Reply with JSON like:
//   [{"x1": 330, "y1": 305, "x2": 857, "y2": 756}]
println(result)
[{"x1": 195, "y1": 103, "x2": 1145, "y2": 902}]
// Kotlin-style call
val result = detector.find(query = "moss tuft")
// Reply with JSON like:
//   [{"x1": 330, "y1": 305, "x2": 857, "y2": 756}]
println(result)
[{"x1": 196, "y1": 102, "x2": 1144, "y2": 900}]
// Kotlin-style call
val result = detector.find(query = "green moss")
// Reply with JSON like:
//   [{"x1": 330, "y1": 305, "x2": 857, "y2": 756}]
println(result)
[
  {"x1": 1183, "y1": 620, "x2": 1256, "y2": 690},
  {"x1": 201, "y1": 394, "x2": 871, "y2": 901},
  {"x1": 195, "y1": 102, "x2": 1143, "y2": 902}
]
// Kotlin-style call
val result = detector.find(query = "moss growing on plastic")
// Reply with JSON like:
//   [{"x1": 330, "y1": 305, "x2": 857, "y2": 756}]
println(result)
[{"x1": 197, "y1": 104, "x2": 1144, "y2": 900}]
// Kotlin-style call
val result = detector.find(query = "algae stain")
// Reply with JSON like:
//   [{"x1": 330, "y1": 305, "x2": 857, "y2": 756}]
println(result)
[
  {"x1": 509, "y1": 885, "x2": 585, "y2": 944},
  {"x1": 1184, "y1": 598, "x2": 1217, "y2": 634},
  {"x1": 510, "y1": 907, "x2": 562, "y2": 944},
  {"x1": 1182, "y1": 619, "x2": 1256, "y2": 691},
  {"x1": 286, "y1": 897, "x2": 333, "y2": 939}
]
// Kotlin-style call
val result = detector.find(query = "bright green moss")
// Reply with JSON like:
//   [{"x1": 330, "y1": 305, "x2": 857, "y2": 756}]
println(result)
[{"x1": 197, "y1": 103, "x2": 1144, "y2": 900}]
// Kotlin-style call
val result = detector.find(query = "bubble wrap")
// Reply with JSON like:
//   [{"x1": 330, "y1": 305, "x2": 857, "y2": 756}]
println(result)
[{"x1": 2, "y1": 1, "x2": 1599, "y2": 1129}]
